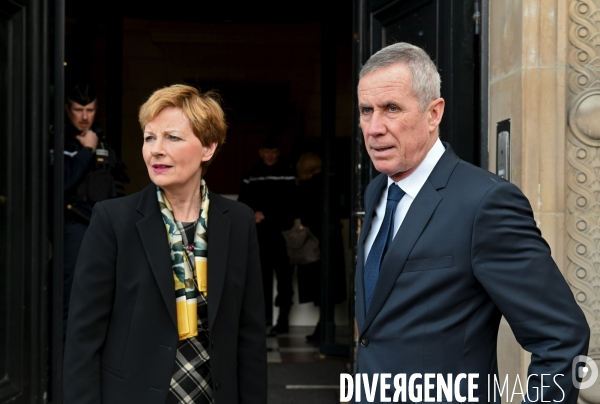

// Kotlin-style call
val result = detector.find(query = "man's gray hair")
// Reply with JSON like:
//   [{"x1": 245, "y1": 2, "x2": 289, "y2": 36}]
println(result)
[{"x1": 359, "y1": 42, "x2": 441, "y2": 111}]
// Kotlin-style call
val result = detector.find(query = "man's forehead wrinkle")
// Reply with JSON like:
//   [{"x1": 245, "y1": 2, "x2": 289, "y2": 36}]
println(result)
[
  {"x1": 359, "y1": 96, "x2": 401, "y2": 109},
  {"x1": 358, "y1": 89, "x2": 401, "y2": 105},
  {"x1": 359, "y1": 69, "x2": 412, "y2": 89},
  {"x1": 359, "y1": 81, "x2": 407, "y2": 96}
]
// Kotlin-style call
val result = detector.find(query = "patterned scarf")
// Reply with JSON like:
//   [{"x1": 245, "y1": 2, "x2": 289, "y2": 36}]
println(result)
[{"x1": 157, "y1": 181, "x2": 209, "y2": 341}]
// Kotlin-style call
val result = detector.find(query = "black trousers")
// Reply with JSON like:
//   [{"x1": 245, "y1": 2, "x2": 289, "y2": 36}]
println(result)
[
  {"x1": 63, "y1": 219, "x2": 89, "y2": 338},
  {"x1": 256, "y1": 223, "x2": 293, "y2": 325}
]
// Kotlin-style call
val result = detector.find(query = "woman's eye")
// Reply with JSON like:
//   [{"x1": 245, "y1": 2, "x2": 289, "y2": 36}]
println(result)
[
  {"x1": 168, "y1": 135, "x2": 181, "y2": 141},
  {"x1": 144, "y1": 136, "x2": 153, "y2": 142}
]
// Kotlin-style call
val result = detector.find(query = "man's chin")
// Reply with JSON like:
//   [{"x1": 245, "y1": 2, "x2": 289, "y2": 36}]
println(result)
[
  {"x1": 373, "y1": 162, "x2": 396, "y2": 176},
  {"x1": 374, "y1": 164, "x2": 411, "y2": 181}
]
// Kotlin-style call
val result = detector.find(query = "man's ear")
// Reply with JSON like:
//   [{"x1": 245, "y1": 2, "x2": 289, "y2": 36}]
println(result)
[{"x1": 427, "y1": 98, "x2": 445, "y2": 131}]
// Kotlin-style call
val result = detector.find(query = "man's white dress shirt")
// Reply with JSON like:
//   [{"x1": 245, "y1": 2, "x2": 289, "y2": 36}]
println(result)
[{"x1": 364, "y1": 139, "x2": 445, "y2": 262}]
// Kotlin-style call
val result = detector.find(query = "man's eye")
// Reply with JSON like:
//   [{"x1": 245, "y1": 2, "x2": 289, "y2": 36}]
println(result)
[
  {"x1": 389, "y1": 105, "x2": 399, "y2": 112},
  {"x1": 361, "y1": 108, "x2": 372, "y2": 114}
]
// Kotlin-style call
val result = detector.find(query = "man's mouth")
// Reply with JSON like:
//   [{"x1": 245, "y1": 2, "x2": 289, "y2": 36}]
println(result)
[{"x1": 372, "y1": 145, "x2": 393, "y2": 153}]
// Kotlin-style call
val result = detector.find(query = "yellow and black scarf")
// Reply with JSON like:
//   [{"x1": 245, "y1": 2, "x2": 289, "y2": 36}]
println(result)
[{"x1": 157, "y1": 181, "x2": 209, "y2": 340}]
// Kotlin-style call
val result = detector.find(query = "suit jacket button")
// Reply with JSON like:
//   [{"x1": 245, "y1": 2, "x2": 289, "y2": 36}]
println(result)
[
  {"x1": 211, "y1": 339, "x2": 215, "y2": 349},
  {"x1": 360, "y1": 338, "x2": 369, "y2": 347},
  {"x1": 215, "y1": 381, "x2": 221, "y2": 391}
]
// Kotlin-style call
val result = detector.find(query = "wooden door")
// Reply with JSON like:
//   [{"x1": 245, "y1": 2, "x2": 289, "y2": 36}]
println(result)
[{"x1": 0, "y1": 0, "x2": 50, "y2": 402}]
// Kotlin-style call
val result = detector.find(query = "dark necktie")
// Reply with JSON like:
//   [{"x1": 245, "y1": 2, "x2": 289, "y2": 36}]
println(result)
[{"x1": 364, "y1": 183, "x2": 405, "y2": 312}]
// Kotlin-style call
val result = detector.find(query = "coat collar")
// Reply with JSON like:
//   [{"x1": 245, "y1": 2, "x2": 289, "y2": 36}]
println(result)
[
  {"x1": 427, "y1": 141, "x2": 459, "y2": 190},
  {"x1": 355, "y1": 173, "x2": 388, "y2": 329},
  {"x1": 204, "y1": 193, "x2": 231, "y2": 328},
  {"x1": 357, "y1": 141, "x2": 457, "y2": 248},
  {"x1": 134, "y1": 182, "x2": 231, "y2": 329},
  {"x1": 356, "y1": 142, "x2": 459, "y2": 332},
  {"x1": 135, "y1": 183, "x2": 177, "y2": 326}
]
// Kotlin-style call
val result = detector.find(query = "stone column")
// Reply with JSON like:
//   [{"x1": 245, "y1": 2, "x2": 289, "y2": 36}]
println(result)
[
  {"x1": 566, "y1": 1, "x2": 600, "y2": 403},
  {"x1": 489, "y1": 1, "x2": 580, "y2": 399},
  {"x1": 489, "y1": 0, "x2": 600, "y2": 402}
]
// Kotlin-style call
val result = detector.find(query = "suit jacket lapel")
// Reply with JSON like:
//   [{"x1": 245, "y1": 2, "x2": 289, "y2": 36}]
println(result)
[
  {"x1": 358, "y1": 175, "x2": 388, "y2": 248},
  {"x1": 135, "y1": 183, "x2": 177, "y2": 327},
  {"x1": 356, "y1": 174, "x2": 388, "y2": 329},
  {"x1": 206, "y1": 193, "x2": 231, "y2": 328},
  {"x1": 362, "y1": 181, "x2": 441, "y2": 331},
  {"x1": 360, "y1": 143, "x2": 460, "y2": 333}
]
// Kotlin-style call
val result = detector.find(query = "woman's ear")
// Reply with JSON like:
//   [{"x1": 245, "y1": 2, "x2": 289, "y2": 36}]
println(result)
[{"x1": 201, "y1": 142, "x2": 218, "y2": 162}]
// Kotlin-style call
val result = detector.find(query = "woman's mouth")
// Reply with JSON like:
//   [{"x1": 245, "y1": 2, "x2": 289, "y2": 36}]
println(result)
[{"x1": 152, "y1": 164, "x2": 172, "y2": 173}]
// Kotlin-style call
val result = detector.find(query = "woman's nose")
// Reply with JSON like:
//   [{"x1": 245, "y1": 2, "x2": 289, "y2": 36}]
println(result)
[{"x1": 151, "y1": 138, "x2": 165, "y2": 156}]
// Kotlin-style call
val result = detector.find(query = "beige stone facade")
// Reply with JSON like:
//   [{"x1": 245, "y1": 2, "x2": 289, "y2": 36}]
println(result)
[{"x1": 489, "y1": 1, "x2": 600, "y2": 401}]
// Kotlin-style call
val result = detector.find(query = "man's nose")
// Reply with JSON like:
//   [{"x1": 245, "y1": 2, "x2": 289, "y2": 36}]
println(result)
[
  {"x1": 366, "y1": 112, "x2": 386, "y2": 136},
  {"x1": 82, "y1": 110, "x2": 88, "y2": 120}
]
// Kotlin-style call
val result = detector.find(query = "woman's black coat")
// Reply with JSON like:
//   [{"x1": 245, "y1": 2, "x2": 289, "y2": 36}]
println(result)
[{"x1": 63, "y1": 182, "x2": 267, "y2": 404}]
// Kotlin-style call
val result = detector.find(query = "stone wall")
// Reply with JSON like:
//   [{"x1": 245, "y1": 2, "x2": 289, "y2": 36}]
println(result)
[
  {"x1": 488, "y1": 1, "x2": 597, "y2": 401},
  {"x1": 566, "y1": 1, "x2": 600, "y2": 402}
]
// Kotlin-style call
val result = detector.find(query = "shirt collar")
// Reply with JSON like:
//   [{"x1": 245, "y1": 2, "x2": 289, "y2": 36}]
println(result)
[{"x1": 387, "y1": 138, "x2": 445, "y2": 198}]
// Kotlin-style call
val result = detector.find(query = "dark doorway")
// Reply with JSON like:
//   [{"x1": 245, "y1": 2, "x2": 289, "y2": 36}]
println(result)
[
  {"x1": 190, "y1": 81, "x2": 299, "y2": 196},
  {"x1": 350, "y1": 0, "x2": 482, "y2": 369},
  {"x1": 48, "y1": 0, "x2": 354, "y2": 399}
]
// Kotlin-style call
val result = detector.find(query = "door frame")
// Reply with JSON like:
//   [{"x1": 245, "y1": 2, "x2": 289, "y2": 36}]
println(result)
[
  {"x1": 0, "y1": 0, "x2": 51, "y2": 402},
  {"x1": 350, "y1": 0, "x2": 488, "y2": 372}
]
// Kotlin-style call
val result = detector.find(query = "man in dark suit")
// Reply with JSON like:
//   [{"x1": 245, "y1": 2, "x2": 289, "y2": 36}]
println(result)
[{"x1": 354, "y1": 42, "x2": 590, "y2": 403}]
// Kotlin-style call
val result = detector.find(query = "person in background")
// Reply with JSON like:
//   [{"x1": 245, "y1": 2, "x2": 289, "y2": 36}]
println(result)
[
  {"x1": 238, "y1": 135, "x2": 297, "y2": 335},
  {"x1": 62, "y1": 82, "x2": 128, "y2": 337},
  {"x1": 295, "y1": 151, "x2": 346, "y2": 342},
  {"x1": 63, "y1": 84, "x2": 266, "y2": 403}
]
